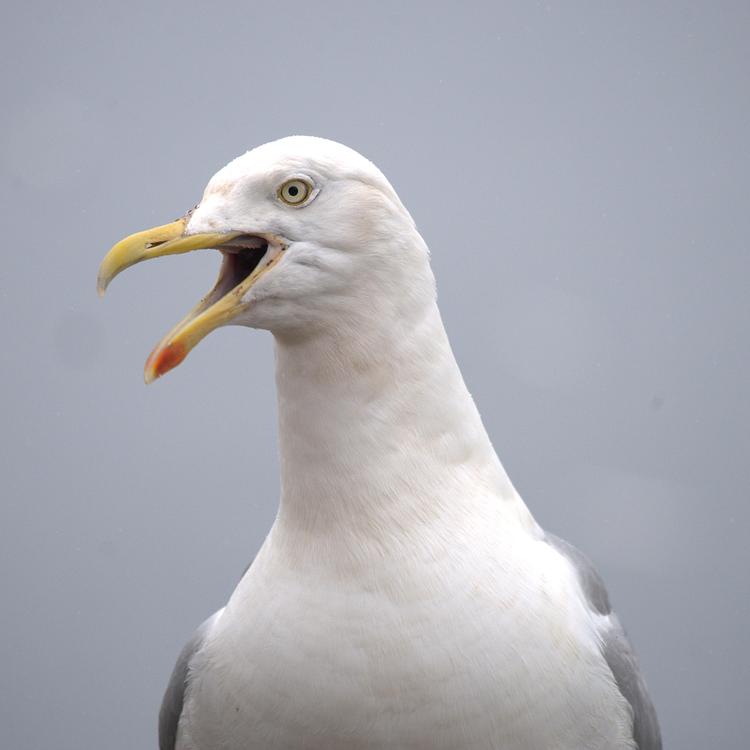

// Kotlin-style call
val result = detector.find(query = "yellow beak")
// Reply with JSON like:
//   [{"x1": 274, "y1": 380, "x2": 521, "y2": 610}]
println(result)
[{"x1": 98, "y1": 217, "x2": 284, "y2": 383}]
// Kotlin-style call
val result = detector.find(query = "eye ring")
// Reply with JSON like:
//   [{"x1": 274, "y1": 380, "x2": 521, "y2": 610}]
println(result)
[{"x1": 278, "y1": 178, "x2": 313, "y2": 206}]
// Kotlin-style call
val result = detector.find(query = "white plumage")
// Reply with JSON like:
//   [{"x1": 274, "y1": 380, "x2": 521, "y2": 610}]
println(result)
[{"x1": 101, "y1": 137, "x2": 659, "y2": 750}]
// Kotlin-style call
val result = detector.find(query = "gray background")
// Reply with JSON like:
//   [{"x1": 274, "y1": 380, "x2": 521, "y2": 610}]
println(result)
[{"x1": 1, "y1": 2, "x2": 747, "y2": 747}]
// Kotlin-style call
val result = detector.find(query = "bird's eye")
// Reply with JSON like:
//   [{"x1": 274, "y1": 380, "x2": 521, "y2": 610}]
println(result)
[{"x1": 278, "y1": 179, "x2": 312, "y2": 206}]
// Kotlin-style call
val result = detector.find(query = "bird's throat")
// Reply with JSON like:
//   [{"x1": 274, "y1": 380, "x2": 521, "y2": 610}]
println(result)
[{"x1": 271, "y1": 301, "x2": 517, "y2": 550}]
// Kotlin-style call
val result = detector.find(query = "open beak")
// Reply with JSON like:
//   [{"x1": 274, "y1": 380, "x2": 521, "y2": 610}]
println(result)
[{"x1": 98, "y1": 216, "x2": 285, "y2": 383}]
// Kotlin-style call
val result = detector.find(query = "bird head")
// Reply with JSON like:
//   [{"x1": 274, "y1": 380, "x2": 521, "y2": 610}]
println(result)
[{"x1": 98, "y1": 136, "x2": 432, "y2": 382}]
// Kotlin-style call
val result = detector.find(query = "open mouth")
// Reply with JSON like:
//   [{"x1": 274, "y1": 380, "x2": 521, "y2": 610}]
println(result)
[
  {"x1": 204, "y1": 234, "x2": 270, "y2": 308},
  {"x1": 138, "y1": 232, "x2": 284, "y2": 382},
  {"x1": 97, "y1": 219, "x2": 287, "y2": 382}
]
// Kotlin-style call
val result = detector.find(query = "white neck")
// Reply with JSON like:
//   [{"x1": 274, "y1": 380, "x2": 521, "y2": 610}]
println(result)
[{"x1": 270, "y1": 295, "x2": 533, "y2": 557}]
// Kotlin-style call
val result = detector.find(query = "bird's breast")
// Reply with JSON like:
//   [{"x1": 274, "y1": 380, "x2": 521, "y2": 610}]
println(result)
[{"x1": 177, "y1": 535, "x2": 633, "y2": 750}]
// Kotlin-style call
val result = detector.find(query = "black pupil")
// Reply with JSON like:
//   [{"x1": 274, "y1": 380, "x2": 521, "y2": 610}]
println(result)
[{"x1": 288, "y1": 185, "x2": 299, "y2": 197}]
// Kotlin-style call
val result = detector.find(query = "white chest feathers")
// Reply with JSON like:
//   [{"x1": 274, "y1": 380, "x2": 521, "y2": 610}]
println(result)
[{"x1": 175, "y1": 530, "x2": 635, "y2": 750}]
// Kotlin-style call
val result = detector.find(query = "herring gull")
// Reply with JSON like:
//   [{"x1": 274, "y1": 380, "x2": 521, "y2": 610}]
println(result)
[{"x1": 98, "y1": 136, "x2": 660, "y2": 750}]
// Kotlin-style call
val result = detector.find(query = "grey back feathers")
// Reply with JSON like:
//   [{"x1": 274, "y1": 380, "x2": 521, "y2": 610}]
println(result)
[
  {"x1": 159, "y1": 567, "x2": 249, "y2": 749},
  {"x1": 546, "y1": 534, "x2": 662, "y2": 750},
  {"x1": 159, "y1": 611, "x2": 222, "y2": 750}
]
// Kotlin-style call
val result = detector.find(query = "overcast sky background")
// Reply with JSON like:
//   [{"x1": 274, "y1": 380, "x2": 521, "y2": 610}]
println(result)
[{"x1": 1, "y1": 2, "x2": 748, "y2": 748}]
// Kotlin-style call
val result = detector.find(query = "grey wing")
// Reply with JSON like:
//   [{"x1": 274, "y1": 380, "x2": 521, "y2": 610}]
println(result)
[
  {"x1": 545, "y1": 534, "x2": 662, "y2": 750},
  {"x1": 159, "y1": 609, "x2": 223, "y2": 750}
]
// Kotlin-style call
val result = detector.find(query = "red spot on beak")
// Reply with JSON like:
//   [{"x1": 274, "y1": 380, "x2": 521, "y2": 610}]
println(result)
[{"x1": 145, "y1": 340, "x2": 187, "y2": 382}]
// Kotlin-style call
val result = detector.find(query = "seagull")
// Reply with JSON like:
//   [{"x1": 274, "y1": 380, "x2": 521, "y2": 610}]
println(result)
[{"x1": 98, "y1": 136, "x2": 661, "y2": 750}]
